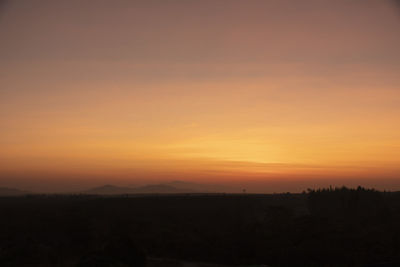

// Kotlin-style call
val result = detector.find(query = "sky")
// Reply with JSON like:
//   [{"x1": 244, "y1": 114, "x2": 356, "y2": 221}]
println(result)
[{"x1": 1, "y1": 0, "x2": 400, "y2": 193}]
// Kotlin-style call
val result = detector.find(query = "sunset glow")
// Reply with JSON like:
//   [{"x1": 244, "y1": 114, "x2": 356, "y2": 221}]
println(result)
[{"x1": 1, "y1": 0, "x2": 400, "y2": 192}]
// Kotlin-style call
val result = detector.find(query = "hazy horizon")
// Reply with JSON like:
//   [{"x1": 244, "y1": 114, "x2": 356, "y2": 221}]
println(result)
[
  {"x1": 2, "y1": 177, "x2": 400, "y2": 194},
  {"x1": 1, "y1": 0, "x2": 400, "y2": 193}
]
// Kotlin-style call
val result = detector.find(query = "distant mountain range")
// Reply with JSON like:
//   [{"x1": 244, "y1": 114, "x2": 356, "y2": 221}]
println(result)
[
  {"x1": 83, "y1": 184, "x2": 195, "y2": 195},
  {"x1": 0, "y1": 187, "x2": 30, "y2": 196},
  {"x1": 83, "y1": 181, "x2": 226, "y2": 195},
  {"x1": 0, "y1": 181, "x2": 229, "y2": 196}
]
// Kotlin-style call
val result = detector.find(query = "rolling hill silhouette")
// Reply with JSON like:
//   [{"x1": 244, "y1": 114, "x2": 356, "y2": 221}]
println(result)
[
  {"x1": 84, "y1": 183, "x2": 196, "y2": 195},
  {"x1": 0, "y1": 181, "x2": 229, "y2": 195}
]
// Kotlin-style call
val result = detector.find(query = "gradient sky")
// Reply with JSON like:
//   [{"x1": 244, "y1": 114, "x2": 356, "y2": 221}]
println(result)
[{"x1": 1, "y1": 0, "x2": 400, "y2": 192}]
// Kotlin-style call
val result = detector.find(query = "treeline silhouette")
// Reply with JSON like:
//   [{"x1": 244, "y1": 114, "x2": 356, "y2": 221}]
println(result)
[
  {"x1": 307, "y1": 186, "x2": 390, "y2": 218},
  {"x1": 0, "y1": 187, "x2": 399, "y2": 266}
]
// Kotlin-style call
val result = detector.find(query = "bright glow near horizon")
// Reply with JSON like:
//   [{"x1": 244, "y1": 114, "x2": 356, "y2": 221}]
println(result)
[{"x1": 1, "y1": 0, "x2": 400, "y2": 192}]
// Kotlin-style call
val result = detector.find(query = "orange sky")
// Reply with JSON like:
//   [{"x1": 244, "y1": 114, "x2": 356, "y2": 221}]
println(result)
[{"x1": 1, "y1": 0, "x2": 400, "y2": 192}]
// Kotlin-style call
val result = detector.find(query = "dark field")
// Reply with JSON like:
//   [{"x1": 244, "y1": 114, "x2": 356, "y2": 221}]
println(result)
[{"x1": 1, "y1": 188, "x2": 400, "y2": 266}]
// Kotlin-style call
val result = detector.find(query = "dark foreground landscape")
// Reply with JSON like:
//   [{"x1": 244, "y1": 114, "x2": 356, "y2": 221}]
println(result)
[{"x1": 1, "y1": 187, "x2": 400, "y2": 266}]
